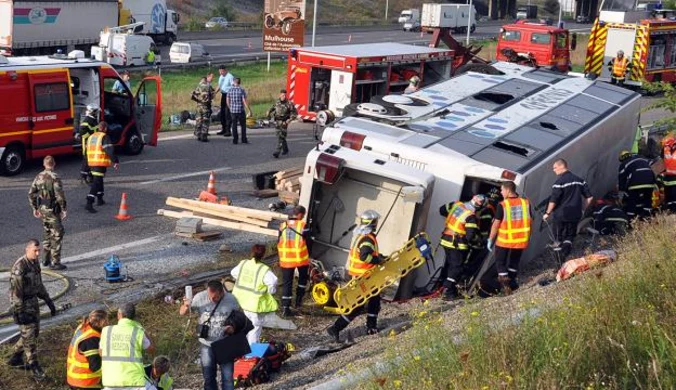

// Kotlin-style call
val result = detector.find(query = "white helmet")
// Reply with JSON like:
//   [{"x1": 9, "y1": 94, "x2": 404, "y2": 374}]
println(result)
[
  {"x1": 86, "y1": 103, "x2": 100, "y2": 113},
  {"x1": 617, "y1": 50, "x2": 624, "y2": 56},
  {"x1": 359, "y1": 210, "x2": 380, "y2": 227}
]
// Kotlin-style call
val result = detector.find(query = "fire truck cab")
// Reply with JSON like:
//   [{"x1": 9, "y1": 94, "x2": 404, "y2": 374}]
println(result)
[
  {"x1": 286, "y1": 43, "x2": 454, "y2": 120},
  {"x1": 585, "y1": 10, "x2": 676, "y2": 86},
  {"x1": 496, "y1": 21, "x2": 575, "y2": 73},
  {"x1": 0, "y1": 52, "x2": 161, "y2": 175}
]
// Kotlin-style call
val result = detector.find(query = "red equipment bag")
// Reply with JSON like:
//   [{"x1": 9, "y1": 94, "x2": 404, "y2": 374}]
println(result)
[{"x1": 234, "y1": 341, "x2": 290, "y2": 388}]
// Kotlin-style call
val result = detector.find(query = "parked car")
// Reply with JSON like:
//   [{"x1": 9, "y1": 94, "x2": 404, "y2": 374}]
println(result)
[
  {"x1": 169, "y1": 42, "x2": 211, "y2": 63},
  {"x1": 576, "y1": 14, "x2": 590, "y2": 23},
  {"x1": 205, "y1": 17, "x2": 228, "y2": 29}
]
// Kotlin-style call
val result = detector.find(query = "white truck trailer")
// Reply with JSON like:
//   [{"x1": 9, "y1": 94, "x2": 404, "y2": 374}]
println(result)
[
  {"x1": 422, "y1": 3, "x2": 477, "y2": 33},
  {"x1": 122, "y1": 0, "x2": 178, "y2": 44},
  {"x1": 300, "y1": 62, "x2": 640, "y2": 300},
  {"x1": 0, "y1": 0, "x2": 119, "y2": 56}
]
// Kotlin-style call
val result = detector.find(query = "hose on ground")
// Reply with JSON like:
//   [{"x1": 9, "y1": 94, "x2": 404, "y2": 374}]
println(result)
[{"x1": 0, "y1": 268, "x2": 71, "y2": 323}]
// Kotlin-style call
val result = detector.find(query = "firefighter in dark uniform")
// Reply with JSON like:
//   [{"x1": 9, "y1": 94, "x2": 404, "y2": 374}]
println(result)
[
  {"x1": 85, "y1": 122, "x2": 119, "y2": 213},
  {"x1": 438, "y1": 195, "x2": 485, "y2": 301},
  {"x1": 7, "y1": 239, "x2": 57, "y2": 379},
  {"x1": 326, "y1": 210, "x2": 385, "y2": 342},
  {"x1": 78, "y1": 104, "x2": 100, "y2": 184},
  {"x1": 267, "y1": 89, "x2": 298, "y2": 159},
  {"x1": 607, "y1": 50, "x2": 632, "y2": 86},
  {"x1": 543, "y1": 158, "x2": 594, "y2": 262},
  {"x1": 589, "y1": 192, "x2": 630, "y2": 236},
  {"x1": 618, "y1": 150, "x2": 656, "y2": 219},
  {"x1": 278, "y1": 205, "x2": 311, "y2": 317}
]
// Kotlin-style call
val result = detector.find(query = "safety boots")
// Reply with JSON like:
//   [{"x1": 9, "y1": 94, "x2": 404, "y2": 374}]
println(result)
[
  {"x1": 31, "y1": 361, "x2": 45, "y2": 380},
  {"x1": 85, "y1": 202, "x2": 97, "y2": 214},
  {"x1": 498, "y1": 275, "x2": 512, "y2": 296},
  {"x1": 326, "y1": 316, "x2": 350, "y2": 343},
  {"x1": 281, "y1": 307, "x2": 302, "y2": 318},
  {"x1": 96, "y1": 198, "x2": 106, "y2": 206},
  {"x1": 6, "y1": 352, "x2": 24, "y2": 368}
]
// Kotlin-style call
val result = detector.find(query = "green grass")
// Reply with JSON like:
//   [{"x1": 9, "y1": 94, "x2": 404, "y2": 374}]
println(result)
[
  {"x1": 359, "y1": 215, "x2": 676, "y2": 389},
  {"x1": 132, "y1": 61, "x2": 287, "y2": 131}
]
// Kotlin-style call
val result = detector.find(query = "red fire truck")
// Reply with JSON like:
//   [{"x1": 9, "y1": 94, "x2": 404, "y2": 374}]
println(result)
[
  {"x1": 286, "y1": 42, "x2": 454, "y2": 120},
  {"x1": 584, "y1": 10, "x2": 676, "y2": 86},
  {"x1": 0, "y1": 52, "x2": 161, "y2": 175},
  {"x1": 496, "y1": 21, "x2": 576, "y2": 72}
]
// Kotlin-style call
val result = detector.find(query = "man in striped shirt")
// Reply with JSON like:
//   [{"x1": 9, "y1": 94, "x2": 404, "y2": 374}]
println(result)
[{"x1": 543, "y1": 159, "x2": 593, "y2": 262}]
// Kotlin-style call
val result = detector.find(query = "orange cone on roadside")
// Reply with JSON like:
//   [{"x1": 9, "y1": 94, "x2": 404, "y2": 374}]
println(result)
[
  {"x1": 115, "y1": 193, "x2": 133, "y2": 221},
  {"x1": 207, "y1": 171, "x2": 217, "y2": 195}
]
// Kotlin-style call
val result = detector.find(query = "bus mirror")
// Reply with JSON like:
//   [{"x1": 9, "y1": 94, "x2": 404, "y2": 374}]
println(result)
[{"x1": 571, "y1": 33, "x2": 577, "y2": 51}]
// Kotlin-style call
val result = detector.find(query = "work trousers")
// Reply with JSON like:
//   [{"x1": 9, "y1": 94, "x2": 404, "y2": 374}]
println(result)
[
  {"x1": 494, "y1": 246, "x2": 523, "y2": 287},
  {"x1": 274, "y1": 120, "x2": 289, "y2": 154},
  {"x1": 87, "y1": 168, "x2": 106, "y2": 204},
  {"x1": 220, "y1": 94, "x2": 231, "y2": 134},
  {"x1": 80, "y1": 155, "x2": 91, "y2": 181},
  {"x1": 280, "y1": 265, "x2": 309, "y2": 309},
  {"x1": 230, "y1": 112, "x2": 247, "y2": 143},
  {"x1": 626, "y1": 188, "x2": 654, "y2": 219},
  {"x1": 41, "y1": 210, "x2": 64, "y2": 266},
  {"x1": 442, "y1": 247, "x2": 469, "y2": 298},
  {"x1": 553, "y1": 221, "x2": 578, "y2": 262},
  {"x1": 332, "y1": 294, "x2": 381, "y2": 333},
  {"x1": 13, "y1": 319, "x2": 40, "y2": 364},
  {"x1": 195, "y1": 105, "x2": 211, "y2": 138},
  {"x1": 610, "y1": 75, "x2": 625, "y2": 87},
  {"x1": 664, "y1": 177, "x2": 676, "y2": 212}
]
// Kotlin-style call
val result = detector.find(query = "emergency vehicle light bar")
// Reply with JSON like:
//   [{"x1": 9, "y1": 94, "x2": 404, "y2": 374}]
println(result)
[
  {"x1": 339, "y1": 131, "x2": 366, "y2": 151},
  {"x1": 501, "y1": 170, "x2": 517, "y2": 180},
  {"x1": 315, "y1": 153, "x2": 344, "y2": 185}
]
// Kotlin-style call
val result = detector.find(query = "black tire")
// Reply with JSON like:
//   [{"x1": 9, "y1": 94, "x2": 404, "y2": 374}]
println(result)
[
  {"x1": 166, "y1": 34, "x2": 174, "y2": 45},
  {"x1": 454, "y1": 63, "x2": 505, "y2": 76},
  {"x1": 459, "y1": 26, "x2": 468, "y2": 33},
  {"x1": 0, "y1": 144, "x2": 25, "y2": 176},
  {"x1": 265, "y1": 15, "x2": 275, "y2": 29},
  {"x1": 124, "y1": 131, "x2": 144, "y2": 155},
  {"x1": 470, "y1": 24, "x2": 476, "y2": 33}
]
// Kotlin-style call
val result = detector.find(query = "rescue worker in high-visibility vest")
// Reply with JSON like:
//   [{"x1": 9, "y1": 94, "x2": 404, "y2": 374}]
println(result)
[
  {"x1": 438, "y1": 195, "x2": 485, "y2": 301},
  {"x1": 659, "y1": 135, "x2": 676, "y2": 212},
  {"x1": 66, "y1": 309, "x2": 108, "y2": 390},
  {"x1": 231, "y1": 244, "x2": 278, "y2": 345},
  {"x1": 85, "y1": 122, "x2": 119, "y2": 214},
  {"x1": 277, "y1": 205, "x2": 311, "y2": 318},
  {"x1": 589, "y1": 192, "x2": 629, "y2": 236},
  {"x1": 144, "y1": 355, "x2": 173, "y2": 390},
  {"x1": 488, "y1": 181, "x2": 532, "y2": 295},
  {"x1": 78, "y1": 104, "x2": 100, "y2": 184},
  {"x1": 618, "y1": 150, "x2": 656, "y2": 219},
  {"x1": 607, "y1": 50, "x2": 632, "y2": 86},
  {"x1": 326, "y1": 210, "x2": 386, "y2": 342},
  {"x1": 99, "y1": 303, "x2": 155, "y2": 390},
  {"x1": 145, "y1": 44, "x2": 157, "y2": 65}
]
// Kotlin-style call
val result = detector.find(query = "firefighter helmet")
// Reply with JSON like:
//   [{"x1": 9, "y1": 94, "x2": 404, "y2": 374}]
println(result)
[
  {"x1": 359, "y1": 210, "x2": 380, "y2": 227},
  {"x1": 617, "y1": 50, "x2": 624, "y2": 57},
  {"x1": 470, "y1": 194, "x2": 487, "y2": 210},
  {"x1": 619, "y1": 150, "x2": 632, "y2": 161},
  {"x1": 486, "y1": 187, "x2": 501, "y2": 203}
]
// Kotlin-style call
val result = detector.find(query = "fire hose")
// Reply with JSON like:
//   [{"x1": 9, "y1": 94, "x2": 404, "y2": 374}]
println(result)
[{"x1": 0, "y1": 268, "x2": 71, "y2": 325}]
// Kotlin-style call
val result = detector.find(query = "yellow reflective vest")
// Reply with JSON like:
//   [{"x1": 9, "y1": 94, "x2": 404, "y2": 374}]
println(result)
[
  {"x1": 232, "y1": 258, "x2": 278, "y2": 313},
  {"x1": 86, "y1": 132, "x2": 113, "y2": 168},
  {"x1": 99, "y1": 318, "x2": 147, "y2": 387}
]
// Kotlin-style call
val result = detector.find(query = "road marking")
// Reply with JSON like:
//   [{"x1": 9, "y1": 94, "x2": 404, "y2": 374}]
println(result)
[
  {"x1": 139, "y1": 167, "x2": 233, "y2": 185},
  {"x1": 160, "y1": 134, "x2": 194, "y2": 141},
  {"x1": 121, "y1": 159, "x2": 188, "y2": 165},
  {"x1": 60, "y1": 234, "x2": 171, "y2": 264}
]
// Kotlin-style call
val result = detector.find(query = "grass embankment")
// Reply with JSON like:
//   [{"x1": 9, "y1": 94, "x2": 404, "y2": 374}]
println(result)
[
  {"x1": 361, "y1": 215, "x2": 676, "y2": 389},
  {"x1": 132, "y1": 61, "x2": 287, "y2": 131}
]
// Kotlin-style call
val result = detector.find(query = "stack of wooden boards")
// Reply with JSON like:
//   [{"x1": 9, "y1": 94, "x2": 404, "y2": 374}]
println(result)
[
  {"x1": 158, "y1": 197, "x2": 288, "y2": 237},
  {"x1": 274, "y1": 167, "x2": 303, "y2": 205}
]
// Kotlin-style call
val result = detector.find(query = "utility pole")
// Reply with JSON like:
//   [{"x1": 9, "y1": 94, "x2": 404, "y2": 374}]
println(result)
[
  {"x1": 312, "y1": 0, "x2": 318, "y2": 47},
  {"x1": 385, "y1": 0, "x2": 389, "y2": 20},
  {"x1": 557, "y1": 0, "x2": 563, "y2": 28},
  {"x1": 466, "y1": 0, "x2": 473, "y2": 46}
]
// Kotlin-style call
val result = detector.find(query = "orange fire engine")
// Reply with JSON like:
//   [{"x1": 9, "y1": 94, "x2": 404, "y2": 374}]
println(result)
[
  {"x1": 496, "y1": 21, "x2": 576, "y2": 72},
  {"x1": 0, "y1": 52, "x2": 161, "y2": 175},
  {"x1": 585, "y1": 10, "x2": 676, "y2": 86}
]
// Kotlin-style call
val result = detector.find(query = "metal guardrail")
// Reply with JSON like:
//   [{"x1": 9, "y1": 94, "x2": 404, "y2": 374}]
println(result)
[{"x1": 179, "y1": 20, "x2": 399, "y2": 32}]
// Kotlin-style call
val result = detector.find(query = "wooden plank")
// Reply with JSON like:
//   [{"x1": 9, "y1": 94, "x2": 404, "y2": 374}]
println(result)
[
  {"x1": 166, "y1": 197, "x2": 288, "y2": 221},
  {"x1": 274, "y1": 167, "x2": 303, "y2": 180},
  {"x1": 278, "y1": 191, "x2": 300, "y2": 205},
  {"x1": 167, "y1": 198, "x2": 270, "y2": 227},
  {"x1": 158, "y1": 209, "x2": 278, "y2": 237},
  {"x1": 193, "y1": 231, "x2": 223, "y2": 241},
  {"x1": 252, "y1": 189, "x2": 279, "y2": 198}
]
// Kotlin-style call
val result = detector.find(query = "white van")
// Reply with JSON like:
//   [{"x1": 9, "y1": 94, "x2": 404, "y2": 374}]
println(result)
[
  {"x1": 169, "y1": 42, "x2": 211, "y2": 64},
  {"x1": 91, "y1": 33, "x2": 160, "y2": 67}
]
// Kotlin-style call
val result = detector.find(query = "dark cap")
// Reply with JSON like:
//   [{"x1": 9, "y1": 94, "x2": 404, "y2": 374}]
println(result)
[
  {"x1": 292, "y1": 205, "x2": 306, "y2": 216},
  {"x1": 280, "y1": 89, "x2": 287, "y2": 94},
  {"x1": 219, "y1": 65, "x2": 227, "y2": 70}
]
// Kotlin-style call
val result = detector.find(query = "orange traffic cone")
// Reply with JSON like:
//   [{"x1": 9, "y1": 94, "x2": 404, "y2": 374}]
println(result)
[
  {"x1": 207, "y1": 171, "x2": 217, "y2": 195},
  {"x1": 115, "y1": 193, "x2": 133, "y2": 221}
]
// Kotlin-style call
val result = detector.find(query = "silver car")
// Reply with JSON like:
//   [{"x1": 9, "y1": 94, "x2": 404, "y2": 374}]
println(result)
[{"x1": 205, "y1": 17, "x2": 228, "y2": 29}]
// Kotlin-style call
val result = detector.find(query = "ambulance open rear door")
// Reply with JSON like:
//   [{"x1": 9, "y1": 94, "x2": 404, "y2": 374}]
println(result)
[{"x1": 328, "y1": 70, "x2": 353, "y2": 118}]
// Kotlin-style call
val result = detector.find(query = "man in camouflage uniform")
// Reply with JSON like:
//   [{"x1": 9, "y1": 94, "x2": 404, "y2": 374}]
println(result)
[
  {"x1": 28, "y1": 156, "x2": 67, "y2": 270},
  {"x1": 78, "y1": 104, "x2": 100, "y2": 184},
  {"x1": 7, "y1": 239, "x2": 57, "y2": 379},
  {"x1": 192, "y1": 73, "x2": 215, "y2": 142},
  {"x1": 267, "y1": 89, "x2": 298, "y2": 158}
]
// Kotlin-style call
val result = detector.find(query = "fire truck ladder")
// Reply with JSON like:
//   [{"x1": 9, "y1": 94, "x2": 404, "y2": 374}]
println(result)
[{"x1": 428, "y1": 27, "x2": 488, "y2": 70}]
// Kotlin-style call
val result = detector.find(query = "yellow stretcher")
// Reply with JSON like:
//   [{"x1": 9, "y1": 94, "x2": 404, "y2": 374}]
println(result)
[{"x1": 314, "y1": 232, "x2": 433, "y2": 315}]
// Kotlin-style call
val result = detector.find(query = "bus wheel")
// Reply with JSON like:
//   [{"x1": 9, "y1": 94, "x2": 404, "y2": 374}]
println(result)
[
  {"x1": 0, "y1": 145, "x2": 25, "y2": 176},
  {"x1": 124, "y1": 131, "x2": 144, "y2": 155}
]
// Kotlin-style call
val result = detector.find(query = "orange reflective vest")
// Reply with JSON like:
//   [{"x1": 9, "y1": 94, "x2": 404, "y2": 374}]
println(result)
[
  {"x1": 612, "y1": 57, "x2": 629, "y2": 77},
  {"x1": 347, "y1": 233, "x2": 378, "y2": 277},
  {"x1": 87, "y1": 132, "x2": 112, "y2": 168},
  {"x1": 440, "y1": 202, "x2": 476, "y2": 249},
  {"x1": 664, "y1": 146, "x2": 676, "y2": 175},
  {"x1": 496, "y1": 197, "x2": 532, "y2": 249},
  {"x1": 278, "y1": 220, "x2": 309, "y2": 268},
  {"x1": 66, "y1": 324, "x2": 102, "y2": 389}
]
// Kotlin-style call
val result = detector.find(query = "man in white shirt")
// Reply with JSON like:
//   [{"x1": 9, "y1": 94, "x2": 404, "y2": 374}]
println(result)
[{"x1": 216, "y1": 66, "x2": 234, "y2": 137}]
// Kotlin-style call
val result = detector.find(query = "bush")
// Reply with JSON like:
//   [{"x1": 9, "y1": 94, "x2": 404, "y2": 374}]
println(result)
[
  {"x1": 183, "y1": 17, "x2": 205, "y2": 32},
  {"x1": 212, "y1": 0, "x2": 237, "y2": 22}
]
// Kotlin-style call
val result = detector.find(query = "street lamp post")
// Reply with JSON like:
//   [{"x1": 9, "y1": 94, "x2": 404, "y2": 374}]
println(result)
[
  {"x1": 385, "y1": 0, "x2": 389, "y2": 20},
  {"x1": 466, "y1": 0, "x2": 472, "y2": 46},
  {"x1": 312, "y1": 0, "x2": 318, "y2": 47},
  {"x1": 557, "y1": 0, "x2": 563, "y2": 28}
]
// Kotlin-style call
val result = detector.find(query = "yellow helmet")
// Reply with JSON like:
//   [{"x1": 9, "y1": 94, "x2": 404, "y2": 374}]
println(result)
[{"x1": 619, "y1": 150, "x2": 632, "y2": 161}]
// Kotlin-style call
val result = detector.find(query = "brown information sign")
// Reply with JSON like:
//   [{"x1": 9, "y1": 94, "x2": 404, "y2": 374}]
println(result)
[{"x1": 263, "y1": 0, "x2": 306, "y2": 52}]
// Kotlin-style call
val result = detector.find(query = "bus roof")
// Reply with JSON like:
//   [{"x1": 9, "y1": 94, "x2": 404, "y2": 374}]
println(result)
[{"x1": 295, "y1": 42, "x2": 453, "y2": 58}]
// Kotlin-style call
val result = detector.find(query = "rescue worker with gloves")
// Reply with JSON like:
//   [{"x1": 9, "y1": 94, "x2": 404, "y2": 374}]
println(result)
[
  {"x1": 607, "y1": 50, "x2": 632, "y2": 86},
  {"x1": 438, "y1": 195, "x2": 485, "y2": 301},
  {"x1": 85, "y1": 122, "x2": 119, "y2": 214},
  {"x1": 8, "y1": 239, "x2": 58, "y2": 380},
  {"x1": 326, "y1": 210, "x2": 386, "y2": 342},
  {"x1": 618, "y1": 150, "x2": 656, "y2": 219},
  {"x1": 28, "y1": 155, "x2": 67, "y2": 270},
  {"x1": 78, "y1": 104, "x2": 100, "y2": 184},
  {"x1": 231, "y1": 244, "x2": 279, "y2": 346},
  {"x1": 267, "y1": 89, "x2": 298, "y2": 159},
  {"x1": 487, "y1": 181, "x2": 532, "y2": 295},
  {"x1": 277, "y1": 205, "x2": 311, "y2": 317},
  {"x1": 99, "y1": 303, "x2": 156, "y2": 390},
  {"x1": 66, "y1": 309, "x2": 109, "y2": 389},
  {"x1": 658, "y1": 134, "x2": 676, "y2": 212}
]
